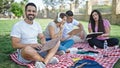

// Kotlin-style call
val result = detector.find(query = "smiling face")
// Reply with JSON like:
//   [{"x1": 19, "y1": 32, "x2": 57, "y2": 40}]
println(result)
[
  {"x1": 92, "y1": 12, "x2": 99, "y2": 22},
  {"x1": 25, "y1": 6, "x2": 37, "y2": 21}
]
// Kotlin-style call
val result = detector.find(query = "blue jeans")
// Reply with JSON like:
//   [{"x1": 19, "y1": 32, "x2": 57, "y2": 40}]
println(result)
[{"x1": 46, "y1": 38, "x2": 74, "y2": 52}]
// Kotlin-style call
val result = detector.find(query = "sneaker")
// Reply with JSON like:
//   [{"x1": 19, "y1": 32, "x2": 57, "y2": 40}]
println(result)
[
  {"x1": 35, "y1": 61, "x2": 46, "y2": 68},
  {"x1": 49, "y1": 57, "x2": 59, "y2": 64},
  {"x1": 56, "y1": 50, "x2": 65, "y2": 55}
]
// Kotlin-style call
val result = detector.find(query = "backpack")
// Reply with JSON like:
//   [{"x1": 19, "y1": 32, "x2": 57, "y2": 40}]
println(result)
[{"x1": 70, "y1": 59, "x2": 103, "y2": 68}]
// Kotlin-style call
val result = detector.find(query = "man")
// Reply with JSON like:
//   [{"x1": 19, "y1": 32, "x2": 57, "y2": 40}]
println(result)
[
  {"x1": 10, "y1": 3, "x2": 60, "y2": 68},
  {"x1": 63, "y1": 10, "x2": 87, "y2": 43}
]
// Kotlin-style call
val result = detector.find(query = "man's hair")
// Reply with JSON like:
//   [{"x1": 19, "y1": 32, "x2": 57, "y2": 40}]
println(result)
[
  {"x1": 25, "y1": 3, "x2": 37, "y2": 11},
  {"x1": 66, "y1": 10, "x2": 73, "y2": 16}
]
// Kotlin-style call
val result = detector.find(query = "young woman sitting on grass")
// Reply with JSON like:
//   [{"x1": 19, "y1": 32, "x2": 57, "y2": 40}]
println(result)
[{"x1": 88, "y1": 9, "x2": 119, "y2": 48}]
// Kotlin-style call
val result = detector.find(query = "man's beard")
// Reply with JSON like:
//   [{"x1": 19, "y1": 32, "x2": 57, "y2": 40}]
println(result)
[{"x1": 26, "y1": 14, "x2": 35, "y2": 21}]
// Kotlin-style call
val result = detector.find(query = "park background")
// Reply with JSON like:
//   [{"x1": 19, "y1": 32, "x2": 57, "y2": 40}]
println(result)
[{"x1": 0, "y1": 0, "x2": 120, "y2": 68}]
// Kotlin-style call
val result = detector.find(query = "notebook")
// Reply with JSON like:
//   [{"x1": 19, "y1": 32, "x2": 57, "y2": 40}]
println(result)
[{"x1": 86, "y1": 32, "x2": 103, "y2": 39}]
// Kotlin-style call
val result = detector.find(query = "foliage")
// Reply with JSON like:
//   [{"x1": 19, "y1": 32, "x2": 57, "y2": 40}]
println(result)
[
  {"x1": 0, "y1": 0, "x2": 14, "y2": 13},
  {"x1": 43, "y1": 0, "x2": 69, "y2": 10},
  {"x1": 20, "y1": 0, "x2": 28, "y2": 15},
  {"x1": 20, "y1": 0, "x2": 28, "y2": 5},
  {"x1": 20, "y1": 0, "x2": 28, "y2": 10},
  {"x1": 10, "y1": 2, "x2": 23, "y2": 17},
  {"x1": 92, "y1": 5, "x2": 112, "y2": 13}
]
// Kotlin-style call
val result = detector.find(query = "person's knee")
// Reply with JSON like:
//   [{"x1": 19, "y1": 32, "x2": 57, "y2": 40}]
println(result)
[
  {"x1": 88, "y1": 39, "x2": 94, "y2": 47},
  {"x1": 20, "y1": 46, "x2": 38, "y2": 60},
  {"x1": 114, "y1": 38, "x2": 119, "y2": 45},
  {"x1": 88, "y1": 39, "x2": 93, "y2": 43},
  {"x1": 21, "y1": 46, "x2": 36, "y2": 54}
]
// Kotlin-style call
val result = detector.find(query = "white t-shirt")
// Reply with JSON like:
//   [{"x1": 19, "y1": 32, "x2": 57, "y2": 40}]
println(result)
[
  {"x1": 10, "y1": 20, "x2": 42, "y2": 44},
  {"x1": 43, "y1": 22, "x2": 60, "y2": 38},
  {"x1": 62, "y1": 19, "x2": 79, "y2": 38}
]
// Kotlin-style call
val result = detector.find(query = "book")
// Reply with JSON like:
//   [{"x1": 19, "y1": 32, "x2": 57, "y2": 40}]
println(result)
[
  {"x1": 86, "y1": 32, "x2": 103, "y2": 39},
  {"x1": 37, "y1": 38, "x2": 60, "y2": 52},
  {"x1": 68, "y1": 29, "x2": 80, "y2": 35}
]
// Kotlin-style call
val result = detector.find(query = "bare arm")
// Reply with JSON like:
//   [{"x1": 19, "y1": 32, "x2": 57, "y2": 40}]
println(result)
[
  {"x1": 49, "y1": 25, "x2": 62, "y2": 39},
  {"x1": 11, "y1": 37, "x2": 40, "y2": 49},
  {"x1": 100, "y1": 25, "x2": 110, "y2": 37},
  {"x1": 38, "y1": 33, "x2": 46, "y2": 45},
  {"x1": 77, "y1": 23, "x2": 84, "y2": 31},
  {"x1": 77, "y1": 23, "x2": 86, "y2": 39},
  {"x1": 88, "y1": 27, "x2": 92, "y2": 33}
]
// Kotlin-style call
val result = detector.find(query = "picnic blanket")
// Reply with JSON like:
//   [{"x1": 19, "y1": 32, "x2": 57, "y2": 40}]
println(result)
[
  {"x1": 10, "y1": 43, "x2": 120, "y2": 68},
  {"x1": 10, "y1": 52, "x2": 35, "y2": 68},
  {"x1": 72, "y1": 43, "x2": 120, "y2": 68}
]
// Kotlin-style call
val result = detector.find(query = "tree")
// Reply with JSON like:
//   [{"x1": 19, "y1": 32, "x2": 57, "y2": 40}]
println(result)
[
  {"x1": 43, "y1": 0, "x2": 64, "y2": 11},
  {"x1": 10, "y1": 2, "x2": 23, "y2": 17},
  {"x1": 0, "y1": 0, "x2": 14, "y2": 13},
  {"x1": 20, "y1": 0, "x2": 28, "y2": 17}
]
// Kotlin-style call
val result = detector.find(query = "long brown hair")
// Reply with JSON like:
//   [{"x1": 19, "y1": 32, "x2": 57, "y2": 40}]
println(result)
[{"x1": 89, "y1": 10, "x2": 105, "y2": 33}]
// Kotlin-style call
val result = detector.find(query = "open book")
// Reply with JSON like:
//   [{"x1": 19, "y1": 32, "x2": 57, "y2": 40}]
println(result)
[
  {"x1": 38, "y1": 38, "x2": 60, "y2": 52},
  {"x1": 68, "y1": 29, "x2": 80, "y2": 35},
  {"x1": 86, "y1": 32, "x2": 103, "y2": 39}
]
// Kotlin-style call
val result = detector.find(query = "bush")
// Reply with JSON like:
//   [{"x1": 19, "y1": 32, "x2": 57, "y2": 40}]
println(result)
[{"x1": 10, "y1": 2, "x2": 23, "y2": 17}]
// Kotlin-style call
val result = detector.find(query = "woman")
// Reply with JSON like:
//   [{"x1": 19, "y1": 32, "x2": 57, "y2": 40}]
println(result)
[
  {"x1": 88, "y1": 10, "x2": 119, "y2": 48},
  {"x1": 44, "y1": 13, "x2": 74, "y2": 54}
]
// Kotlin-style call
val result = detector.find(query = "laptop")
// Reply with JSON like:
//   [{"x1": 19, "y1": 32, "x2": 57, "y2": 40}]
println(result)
[{"x1": 39, "y1": 37, "x2": 60, "y2": 52}]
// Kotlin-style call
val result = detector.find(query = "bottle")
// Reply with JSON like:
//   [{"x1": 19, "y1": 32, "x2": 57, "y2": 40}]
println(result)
[
  {"x1": 104, "y1": 40, "x2": 108, "y2": 51},
  {"x1": 94, "y1": 45, "x2": 97, "y2": 49}
]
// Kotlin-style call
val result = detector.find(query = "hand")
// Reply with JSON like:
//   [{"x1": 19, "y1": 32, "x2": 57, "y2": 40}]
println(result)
[
  {"x1": 97, "y1": 34, "x2": 104, "y2": 38},
  {"x1": 36, "y1": 44, "x2": 43, "y2": 50},
  {"x1": 60, "y1": 24, "x2": 63, "y2": 30},
  {"x1": 31, "y1": 44, "x2": 43, "y2": 50}
]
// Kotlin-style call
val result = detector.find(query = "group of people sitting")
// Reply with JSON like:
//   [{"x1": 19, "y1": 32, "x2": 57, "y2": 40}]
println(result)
[{"x1": 10, "y1": 3, "x2": 119, "y2": 68}]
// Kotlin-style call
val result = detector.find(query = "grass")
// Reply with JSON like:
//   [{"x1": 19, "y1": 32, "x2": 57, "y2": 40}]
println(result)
[{"x1": 0, "y1": 19, "x2": 120, "y2": 68}]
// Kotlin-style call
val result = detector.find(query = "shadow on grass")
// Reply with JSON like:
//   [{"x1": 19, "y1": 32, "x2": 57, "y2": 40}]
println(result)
[
  {"x1": 0, "y1": 53, "x2": 26, "y2": 68},
  {"x1": 0, "y1": 34, "x2": 25, "y2": 68},
  {"x1": 0, "y1": 34, "x2": 15, "y2": 54}
]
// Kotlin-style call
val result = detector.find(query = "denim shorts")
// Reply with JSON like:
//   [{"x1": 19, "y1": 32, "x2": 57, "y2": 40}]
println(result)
[{"x1": 17, "y1": 49, "x2": 48, "y2": 63}]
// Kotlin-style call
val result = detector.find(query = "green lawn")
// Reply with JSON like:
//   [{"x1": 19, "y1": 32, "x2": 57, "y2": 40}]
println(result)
[{"x1": 0, "y1": 19, "x2": 120, "y2": 68}]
